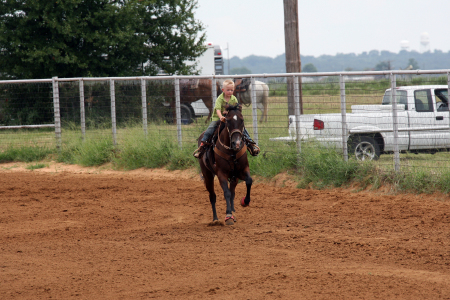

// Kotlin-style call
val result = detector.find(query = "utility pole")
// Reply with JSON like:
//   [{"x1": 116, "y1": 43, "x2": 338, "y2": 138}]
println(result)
[
  {"x1": 226, "y1": 42, "x2": 230, "y2": 75},
  {"x1": 283, "y1": 0, "x2": 303, "y2": 114}
]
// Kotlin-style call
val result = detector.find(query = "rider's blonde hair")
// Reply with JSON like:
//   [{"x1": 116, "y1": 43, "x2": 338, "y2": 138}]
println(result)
[{"x1": 222, "y1": 79, "x2": 235, "y2": 89}]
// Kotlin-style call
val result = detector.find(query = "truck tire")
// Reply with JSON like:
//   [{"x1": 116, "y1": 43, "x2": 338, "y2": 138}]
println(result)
[
  {"x1": 164, "y1": 104, "x2": 195, "y2": 124},
  {"x1": 349, "y1": 136, "x2": 381, "y2": 161},
  {"x1": 180, "y1": 103, "x2": 194, "y2": 124}
]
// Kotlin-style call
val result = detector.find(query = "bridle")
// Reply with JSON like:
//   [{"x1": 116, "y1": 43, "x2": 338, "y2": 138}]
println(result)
[
  {"x1": 213, "y1": 110, "x2": 248, "y2": 171},
  {"x1": 218, "y1": 114, "x2": 244, "y2": 151}
]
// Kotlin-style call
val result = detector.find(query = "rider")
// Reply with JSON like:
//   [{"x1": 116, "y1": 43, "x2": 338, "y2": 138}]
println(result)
[{"x1": 193, "y1": 79, "x2": 260, "y2": 158}]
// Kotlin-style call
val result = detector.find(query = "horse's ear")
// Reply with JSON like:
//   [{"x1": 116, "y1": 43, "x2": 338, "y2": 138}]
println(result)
[
  {"x1": 238, "y1": 104, "x2": 243, "y2": 112},
  {"x1": 225, "y1": 104, "x2": 230, "y2": 111}
]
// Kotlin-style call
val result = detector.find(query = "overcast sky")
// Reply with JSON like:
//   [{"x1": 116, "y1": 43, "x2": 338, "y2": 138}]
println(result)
[{"x1": 195, "y1": 0, "x2": 450, "y2": 59}]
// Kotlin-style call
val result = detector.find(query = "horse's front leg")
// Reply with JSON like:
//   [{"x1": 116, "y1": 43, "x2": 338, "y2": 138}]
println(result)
[
  {"x1": 229, "y1": 179, "x2": 238, "y2": 219},
  {"x1": 201, "y1": 166, "x2": 219, "y2": 224},
  {"x1": 240, "y1": 170, "x2": 253, "y2": 207},
  {"x1": 217, "y1": 174, "x2": 235, "y2": 225}
]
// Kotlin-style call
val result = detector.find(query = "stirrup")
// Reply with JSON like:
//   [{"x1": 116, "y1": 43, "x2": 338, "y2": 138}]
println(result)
[
  {"x1": 193, "y1": 145, "x2": 204, "y2": 158},
  {"x1": 248, "y1": 144, "x2": 260, "y2": 156}
]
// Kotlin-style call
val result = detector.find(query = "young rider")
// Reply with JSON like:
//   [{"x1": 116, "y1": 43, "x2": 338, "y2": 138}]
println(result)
[{"x1": 193, "y1": 79, "x2": 260, "y2": 158}]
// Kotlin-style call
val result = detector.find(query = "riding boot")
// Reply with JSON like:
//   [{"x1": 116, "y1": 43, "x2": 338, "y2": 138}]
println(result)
[
  {"x1": 193, "y1": 142, "x2": 210, "y2": 158},
  {"x1": 243, "y1": 128, "x2": 260, "y2": 156},
  {"x1": 193, "y1": 144, "x2": 205, "y2": 159}
]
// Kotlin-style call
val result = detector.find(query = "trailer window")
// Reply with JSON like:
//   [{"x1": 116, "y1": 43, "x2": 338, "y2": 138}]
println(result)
[{"x1": 382, "y1": 90, "x2": 407, "y2": 109}]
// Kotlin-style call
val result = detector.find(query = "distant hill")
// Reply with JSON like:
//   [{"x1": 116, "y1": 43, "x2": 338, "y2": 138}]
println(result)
[{"x1": 225, "y1": 50, "x2": 450, "y2": 74}]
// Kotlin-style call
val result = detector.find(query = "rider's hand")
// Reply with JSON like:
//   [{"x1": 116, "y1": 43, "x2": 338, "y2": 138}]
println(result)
[{"x1": 220, "y1": 116, "x2": 226, "y2": 122}]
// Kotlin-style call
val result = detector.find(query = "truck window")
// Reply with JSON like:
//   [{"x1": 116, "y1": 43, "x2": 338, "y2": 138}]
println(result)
[
  {"x1": 382, "y1": 90, "x2": 407, "y2": 109},
  {"x1": 414, "y1": 89, "x2": 433, "y2": 112},
  {"x1": 435, "y1": 89, "x2": 449, "y2": 111}
]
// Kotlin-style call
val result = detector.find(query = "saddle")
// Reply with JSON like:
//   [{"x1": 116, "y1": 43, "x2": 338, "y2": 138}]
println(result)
[
  {"x1": 202, "y1": 121, "x2": 251, "y2": 174},
  {"x1": 201, "y1": 122, "x2": 223, "y2": 175}
]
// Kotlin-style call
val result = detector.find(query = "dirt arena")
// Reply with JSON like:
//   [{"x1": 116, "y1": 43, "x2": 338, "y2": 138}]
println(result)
[{"x1": 1, "y1": 162, "x2": 450, "y2": 299}]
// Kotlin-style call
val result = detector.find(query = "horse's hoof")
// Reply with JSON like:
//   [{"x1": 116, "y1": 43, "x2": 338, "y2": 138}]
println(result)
[
  {"x1": 240, "y1": 197, "x2": 249, "y2": 207},
  {"x1": 208, "y1": 220, "x2": 224, "y2": 226},
  {"x1": 225, "y1": 215, "x2": 235, "y2": 225}
]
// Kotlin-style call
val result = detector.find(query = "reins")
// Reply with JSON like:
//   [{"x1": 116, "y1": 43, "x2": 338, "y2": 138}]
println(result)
[
  {"x1": 215, "y1": 112, "x2": 246, "y2": 162},
  {"x1": 218, "y1": 127, "x2": 243, "y2": 150}
]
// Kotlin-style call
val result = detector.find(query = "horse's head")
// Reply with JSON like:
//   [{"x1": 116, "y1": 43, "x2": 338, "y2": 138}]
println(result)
[
  {"x1": 224, "y1": 104, "x2": 244, "y2": 151},
  {"x1": 234, "y1": 78, "x2": 249, "y2": 94}
]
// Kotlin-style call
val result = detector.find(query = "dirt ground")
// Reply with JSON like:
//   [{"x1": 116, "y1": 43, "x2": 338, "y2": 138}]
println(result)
[{"x1": 1, "y1": 162, "x2": 450, "y2": 300}]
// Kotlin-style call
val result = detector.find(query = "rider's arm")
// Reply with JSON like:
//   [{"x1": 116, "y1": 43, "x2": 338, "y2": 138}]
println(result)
[{"x1": 216, "y1": 109, "x2": 225, "y2": 122}]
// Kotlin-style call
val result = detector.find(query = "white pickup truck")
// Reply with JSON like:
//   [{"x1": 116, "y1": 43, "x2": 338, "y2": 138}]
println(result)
[{"x1": 273, "y1": 85, "x2": 450, "y2": 160}]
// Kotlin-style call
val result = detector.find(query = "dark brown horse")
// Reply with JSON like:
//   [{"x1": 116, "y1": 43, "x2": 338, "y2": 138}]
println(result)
[
  {"x1": 197, "y1": 104, "x2": 253, "y2": 225},
  {"x1": 166, "y1": 79, "x2": 221, "y2": 123}
]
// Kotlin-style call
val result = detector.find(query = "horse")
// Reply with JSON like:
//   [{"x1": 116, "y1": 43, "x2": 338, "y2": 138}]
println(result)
[
  {"x1": 166, "y1": 78, "x2": 269, "y2": 124},
  {"x1": 166, "y1": 79, "x2": 221, "y2": 123},
  {"x1": 234, "y1": 79, "x2": 270, "y2": 123},
  {"x1": 197, "y1": 104, "x2": 253, "y2": 225}
]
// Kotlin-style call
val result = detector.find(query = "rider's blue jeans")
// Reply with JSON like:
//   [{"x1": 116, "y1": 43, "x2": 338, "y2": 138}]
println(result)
[{"x1": 201, "y1": 121, "x2": 219, "y2": 142}]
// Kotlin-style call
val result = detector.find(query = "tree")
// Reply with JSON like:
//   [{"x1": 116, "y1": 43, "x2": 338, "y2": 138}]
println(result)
[
  {"x1": 302, "y1": 63, "x2": 317, "y2": 73},
  {"x1": 374, "y1": 61, "x2": 392, "y2": 71},
  {"x1": 229, "y1": 66, "x2": 252, "y2": 75},
  {"x1": 405, "y1": 58, "x2": 420, "y2": 70},
  {"x1": 0, "y1": 0, "x2": 206, "y2": 79}
]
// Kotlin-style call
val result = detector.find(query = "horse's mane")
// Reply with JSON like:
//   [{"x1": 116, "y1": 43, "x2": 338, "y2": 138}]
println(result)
[
  {"x1": 219, "y1": 104, "x2": 243, "y2": 133},
  {"x1": 225, "y1": 104, "x2": 242, "y2": 112}
]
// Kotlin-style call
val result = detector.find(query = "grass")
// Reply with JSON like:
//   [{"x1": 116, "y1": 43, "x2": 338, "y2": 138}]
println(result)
[
  {"x1": 26, "y1": 163, "x2": 48, "y2": 170},
  {"x1": 0, "y1": 144, "x2": 54, "y2": 163},
  {"x1": 1, "y1": 123, "x2": 449, "y2": 195}
]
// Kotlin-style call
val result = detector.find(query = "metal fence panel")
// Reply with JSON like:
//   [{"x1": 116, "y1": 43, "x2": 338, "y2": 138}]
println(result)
[{"x1": 1, "y1": 70, "x2": 450, "y2": 175}]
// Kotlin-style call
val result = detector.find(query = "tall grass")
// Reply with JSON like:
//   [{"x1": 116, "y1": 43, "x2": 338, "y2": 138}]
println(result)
[
  {"x1": 0, "y1": 145, "x2": 54, "y2": 163},
  {"x1": 112, "y1": 127, "x2": 196, "y2": 170},
  {"x1": 2, "y1": 121, "x2": 450, "y2": 194},
  {"x1": 293, "y1": 142, "x2": 366, "y2": 189},
  {"x1": 57, "y1": 137, "x2": 115, "y2": 166}
]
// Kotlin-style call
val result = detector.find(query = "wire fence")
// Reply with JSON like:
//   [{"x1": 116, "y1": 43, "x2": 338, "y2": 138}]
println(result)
[{"x1": 0, "y1": 70, "x2": 449, "y2": 174}]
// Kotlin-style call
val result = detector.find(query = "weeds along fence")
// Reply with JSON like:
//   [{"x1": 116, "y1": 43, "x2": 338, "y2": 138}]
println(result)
[{"x1": 0, "y1": 70, "x2": 449, "y2": 174}]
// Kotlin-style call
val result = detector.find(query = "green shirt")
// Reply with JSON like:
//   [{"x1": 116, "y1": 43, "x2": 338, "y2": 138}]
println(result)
[{"x1": 211, "y1": 93, "x2": 238, "y2": 121}]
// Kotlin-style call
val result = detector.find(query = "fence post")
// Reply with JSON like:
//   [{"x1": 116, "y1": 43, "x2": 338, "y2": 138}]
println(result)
[
  {"x1": 339, "y1": 75, "x2": 348, "y2": 161},
  {"x1": 250, "y1": 77, "x2": 259, "y2": 144},
  {"x1": 448, "y1": 72, "x2": 450, "y2": 148},
  {"x1": 79, "y1": 79, "x2": 86, "y2": 141},
  {"x1": 110, "y1": 79, "x2": 117, "y2": 146},
  {"x1": 390, "y1": 73, "x2": 400, "y2": 171},
  {"x1": 294, "y1": 76, "x2": 301, "y2": 154},
  {"x1": 141, "y1": 78, "x2": 148, "y2": 136},
  {"x1": 52, "y1": 76, "x2": 62, "y2": 149},
  {"x1": 174, "y1": 77, "x2": 182, "y2": 148},
  {"x1": 212, "y1": 77, "x2": 217, "y2": 109}
]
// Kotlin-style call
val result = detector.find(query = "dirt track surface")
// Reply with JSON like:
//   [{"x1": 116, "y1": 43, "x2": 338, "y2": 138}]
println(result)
[{"x1": 1, "y1": 163, "x2": 450, "y2": 299}]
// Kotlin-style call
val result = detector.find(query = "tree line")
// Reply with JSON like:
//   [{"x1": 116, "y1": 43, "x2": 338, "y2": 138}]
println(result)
[{"x1": 228, "y1": 49, "x2": 450, "y2": 75}]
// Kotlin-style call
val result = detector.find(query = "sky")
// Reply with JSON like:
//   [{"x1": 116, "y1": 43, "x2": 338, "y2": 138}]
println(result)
[{"x1": 195, "y1": 0, "x2": 450, "y2": 59}]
